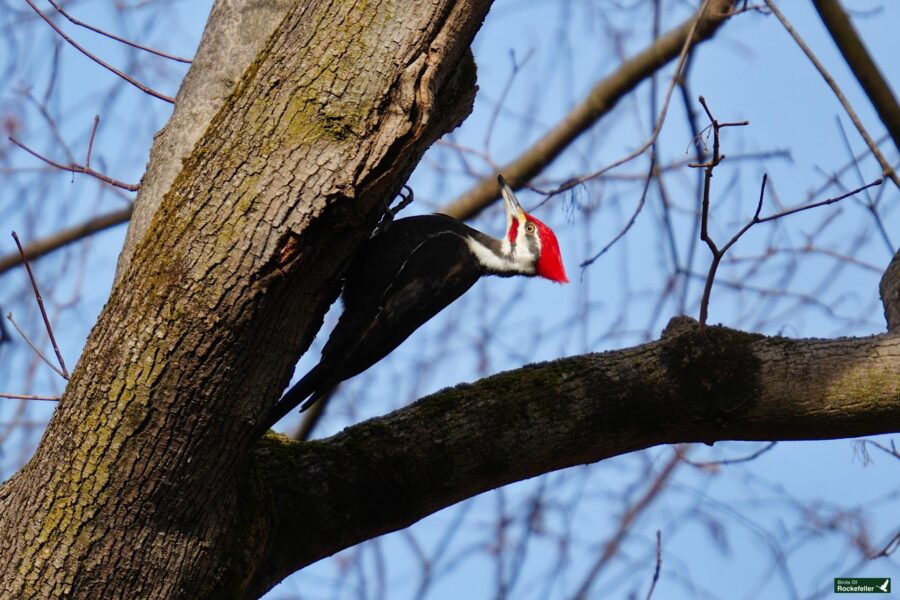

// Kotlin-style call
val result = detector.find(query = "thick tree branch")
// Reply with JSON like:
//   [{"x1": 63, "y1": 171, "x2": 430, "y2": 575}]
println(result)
[
  {"x1": 812, "y1": 0, "x2": 900, "y2": 156},
  {"x1": 764, "y1": 0, "x2": 899, "y2": 188},
  {"x1": 246, "y1": 322, "x2": 900, "y2": 595},
  {"x1": 440, "y1": 0, "x2": 737, "y2": 220},
  {"x1": 881, "y1": 249, "x2": 900, "y2": 331}
]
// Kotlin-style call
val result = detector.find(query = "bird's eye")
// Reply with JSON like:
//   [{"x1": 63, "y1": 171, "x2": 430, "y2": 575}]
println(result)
[{"x1": 525, "y1": 222, "x2": 536, "y2": 234}]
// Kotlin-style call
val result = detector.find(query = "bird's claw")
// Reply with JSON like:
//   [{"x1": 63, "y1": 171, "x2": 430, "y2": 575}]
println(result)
[{"x1": 374, "y1": 185, "x2": 414, "y2": 235}]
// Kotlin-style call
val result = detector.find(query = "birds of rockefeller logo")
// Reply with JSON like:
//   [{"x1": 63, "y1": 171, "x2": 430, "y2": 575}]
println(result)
[{"x1": 834, "y1": 578, "x2": 891, "y2": 594}]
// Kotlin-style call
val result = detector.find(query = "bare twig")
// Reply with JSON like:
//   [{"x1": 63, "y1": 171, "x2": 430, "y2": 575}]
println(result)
[
  {"x1": 20, "y1": 88, "x2": 75, "y2": 164},
  {"x1": 11, "y1": 232, "x2": 69, "y2": 379},
  {"x1": 580, "y1": 153, "x2": 656, "y2": 268},
  {"x1": 573, "y1": 448, "x2": 685, "y2": 600},
  {"x1": 678, "y1": 55, "x2": 706, "y2": 314},
  {"x1": 684, "y1": 441, "x2": 778, "y2": 470},
  {"x1": 688, "y1": 96, "x2": 883, "y2": 331},
  {"x1": 0, "y1": 207, "x2": 133, "y2": 275},
  {"x1": 645, "y1": 530, "x2": 663, "y2": 600},
  {"x1": 46, "y1": 0, "x2": 193, "y2": 64},
  {"x1": 689, "y1": 96, "x2": 882, "y2": 330},
  {"x1": 808, "y1": 133, "x2": 889, "y2": 200},
  {"x1": 690, "y1": 96, "x2": 750, "y2": 330},
  {"x1": 23, "y1": 0, "x2": 175, "y2": 103},
  {"x1": 484, "y1": 49, "x2": 534, "y2": 152},
  {"x1": 764, "y1": 0, "x2": 899, "y2": 188},
  {"x1": 755, "y1": 178, "x2": 882, "y2": 224},
  {"x1": 9, "y1": 136, "x2": 140, "y2": 191},
  {"x1": 871, "y1": 531, "x2": 900, "y2": 559},
  {"x1": 0, "y1": 392, "x2": 60, "y2": 401},
  {"x1": 6, "y1": 313, "x2": 67, "y2": 380},
  {"x1": 695, "y1": 172, "x2": 881, "y2": 329},
  {"x1": 542, "y1": 0, "x2": 719, "y2": 196},
  {"x1": 853, "y1": 439, "x2": 900, "y2": 464},
  {"x1": 85, "y1": 115, "x2": 99, "y2": 168},
  {"x1": 834, "y1": 118, "x2": 893, "y2": 252}
]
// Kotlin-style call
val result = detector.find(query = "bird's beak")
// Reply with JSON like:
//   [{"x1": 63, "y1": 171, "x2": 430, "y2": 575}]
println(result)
[{"x1": 498, "y1": 175, "x2": 527, "y2": 226}]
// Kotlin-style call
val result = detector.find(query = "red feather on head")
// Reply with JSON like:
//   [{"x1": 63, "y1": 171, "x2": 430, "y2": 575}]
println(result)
[{"x1": 527, "y1": 214, "x2": 568, "y2": 283}]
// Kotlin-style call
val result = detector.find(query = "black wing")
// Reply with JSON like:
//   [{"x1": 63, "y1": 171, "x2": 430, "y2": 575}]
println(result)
[
  {"x1": 267, "y1": 215, "x2": 484, "y2": 423},
  {"x1": 332, "y1": 228, "x2": 483, "y2": 381}
]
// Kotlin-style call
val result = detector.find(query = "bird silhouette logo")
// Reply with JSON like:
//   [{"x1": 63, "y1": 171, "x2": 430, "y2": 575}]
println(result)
[{"x1": 877, "y1": 579, "x2": 890, "y2": 593}]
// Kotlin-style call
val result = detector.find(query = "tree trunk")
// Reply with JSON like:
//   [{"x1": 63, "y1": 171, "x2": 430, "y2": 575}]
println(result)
[{"x1": 0, "y1": 0, "x2": 487, "y2": 597}]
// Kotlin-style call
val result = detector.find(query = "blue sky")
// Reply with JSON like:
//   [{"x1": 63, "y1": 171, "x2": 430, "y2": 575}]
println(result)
[{"x1": 1, "y1": 1, "x2": 898, "y2": 598}]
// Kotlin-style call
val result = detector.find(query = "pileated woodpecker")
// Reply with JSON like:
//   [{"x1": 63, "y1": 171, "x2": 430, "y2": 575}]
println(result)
[{"x1": 265, "y1": 176, "x2": 567, "y2": 427}]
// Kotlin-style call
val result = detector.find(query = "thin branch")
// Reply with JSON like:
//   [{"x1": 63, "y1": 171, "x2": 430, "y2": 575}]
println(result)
[
  {"x1": 690, "y1": 96, "x2": 750, "y2": 330},
  {"x1": 649, "y1": 0, "x2": 683, "y2": 303},
  {"x1": 755, "y1": 178, "x2": 883, "y2": 224},
  {"x1": 764, "y1": 0, "x2": 899, "y2": 188},
  {"x1": 695, "y1": 172, "x2": 881, "y2": 330},
  {"x1": 811, "y1": 0, "x2": 900, "y2": 157},
  {"x1": 688, "y1": 95, "x2": 882, "y2": 330},
  {"x1": 23, "y1": 0, "x2": 175, "y2": 103},
  {"x1": 0, "y1": 392, "x2": 59, "y2": 401},
  {"x1": 541, "y1": 0, "x2": 718, "y2": 196},
  {"x1": 684, "y1": 441, "x2": 777, "y2": 469},
  {"x1": 9, "y1": 136, "x2": 140, "y2": 191},
  {"x1": 46, "y1": 0, "x2": 193, "y2": 64},
  {"x1": 871, "y1": 531, "x2": 900, "y2": 559},
  {"x1": 6, "y1": 313, "x2": 67, "y2": 380},
  {"x1": 85, "y1": 115, "x2": 99, "y2": 168},
  {"x1": 20, "y1": 88, "x2": 75, "y2": 164},
  {"x1": 483, "y1": 48, "x2": 534, "y2": 152},
  {"x1": 580, "y1": 153, "x2": 656, "y2": 268},
  {"x1": 678, "y1": 55, "x2": 706, "y2": 314},
  {"x1": 808, "y1": 133, "x2": 890, "y2": 200},
  {"x1": 834, "y1": 118, "x2": 893, "y2": 252},
  {"x1": 11, "y1": 232, "x2": 69, "y2": 379},
  {"x1": 645, "y1": 530, "x2": 663, "y2": 600},
  {"x1": 854, "y1": 439, "x2": 900, "y2": 465},
  {"x1": 439, "y1": 0, "x2": 738, "y2": 220},
  {"x1": 0, "y1": 207, "x2": 133, "y2": 276},
  {"x1": 573, "y1": 448, "x2": 684, "y2": 600}
]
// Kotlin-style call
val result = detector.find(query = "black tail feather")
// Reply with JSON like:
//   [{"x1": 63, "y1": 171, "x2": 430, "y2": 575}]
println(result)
[
  {"x1": 264, "y1": 361, "x2": 332, "y2": 429},
  {"x1": 299, "y1": 389, "x2": 325, "y2": 412}
]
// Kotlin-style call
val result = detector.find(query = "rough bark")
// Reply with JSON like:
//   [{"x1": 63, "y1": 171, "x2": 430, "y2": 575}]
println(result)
[
  {"x1": 114, "y1": 0, "x2": 295, "y2": 283},
  {"x1": 245, "y1": 322, "x2": 900, "y2": 596},
  {"x1": 0, "y1": 0, "x2": 487, "y2": 597},
  {"x1": 881, "y1": 248, "x2": 900, "y2": 331}
]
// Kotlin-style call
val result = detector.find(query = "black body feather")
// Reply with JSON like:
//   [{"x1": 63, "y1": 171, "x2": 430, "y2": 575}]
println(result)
[{"x1": 266, "y1": 215, "x2": 495, "y2": 426}]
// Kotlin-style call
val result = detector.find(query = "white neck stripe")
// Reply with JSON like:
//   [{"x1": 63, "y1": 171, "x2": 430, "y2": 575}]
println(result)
[{"x1": 466, "y1": 236, "x2": 536, "y2": 275}]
